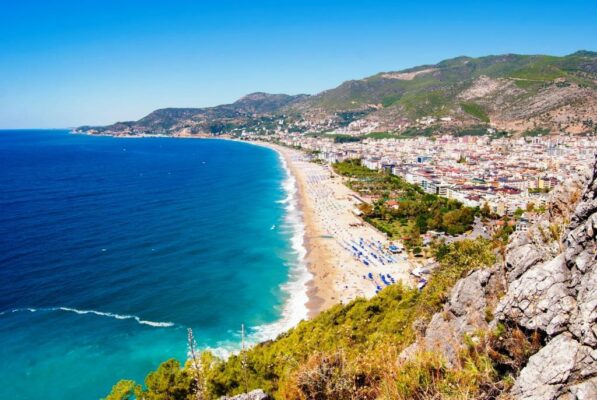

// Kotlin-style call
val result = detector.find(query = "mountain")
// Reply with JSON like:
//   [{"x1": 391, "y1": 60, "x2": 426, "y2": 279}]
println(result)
[
  {"x1": 293, "y1": 50, "x2": 597, "y2": 134},
  {"x1": 79, "y1": 51, "x2": 597, "y2": 136},
  {"x1": 78, "y1": 92, "x2": 309, "y2": 136}
]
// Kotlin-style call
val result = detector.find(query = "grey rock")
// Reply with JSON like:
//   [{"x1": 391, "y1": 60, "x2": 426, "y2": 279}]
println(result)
[
  {"x1": 220, "y1": 389, "x2": 271, "y2": 400},
  {"x1": 496, "y1": 254, "x2": 576, "y2": 336},
  {"x1": 564, "y1": 158, "x2": 597, "y2": 347},
  {"x1": 449, "y1": 269, "x2": 492, "y2": 317},
  {"x1": 512, "y1": 334, "x2": 597, "y2": 400},
  {"x1": 512, "y1": 334, "x2": 580, "y2": 400},
  {"x1": 506, "y1": 156, "x2": 597, "y2": 400},
  {"x1": 569, "y1": 262, "x2": 597, "y2": 347},
  {"x1": 403, "y1": 268, "x2": 502, "y2": 366},
  {"x1": 505, "y1": 238, "x2": 549, "y2": 282},
  {"x1": 564, "y1": 376, "x2": 597, "y2": 400}
]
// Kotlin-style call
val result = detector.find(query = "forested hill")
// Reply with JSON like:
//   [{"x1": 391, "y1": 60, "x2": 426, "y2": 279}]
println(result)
[{"x1": 80, "y1": 51, "x2": 597, "y2": 137}]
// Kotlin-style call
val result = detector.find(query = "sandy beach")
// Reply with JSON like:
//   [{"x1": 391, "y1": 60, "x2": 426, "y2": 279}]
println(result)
[{"x1": 253, "y1": 142, "x2": 414, "y2": 317}]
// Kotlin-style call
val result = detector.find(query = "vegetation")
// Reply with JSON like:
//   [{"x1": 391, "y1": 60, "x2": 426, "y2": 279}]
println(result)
[
  {"x1": 398, "y1": 90, "x2": 452, "y2": 118},
  {"x1": 529, "y1": 187, "x2": 550, "y2": 193},
  {"x1": 333, "y1": 159, "x2": 477, "y2": 248},
  {"x1": 460, "y1": 102, "x2": 490, "y2": 122},
  {"x1": 509, "y1": 62, "x2": 567, "y2": 82},
  {"x1": 452, "y1": 125, "x2": 491, "y2": 137},
  {"x1": 308, "y1": 52, "x2": 595, "y2": 119},
  {"x1": 363, "y1": 131, "x2": 401, "y2": 140},
  {"x1": 106, "y1": 238, "x2": 505, "y2": 400},
  {"x1": 522, "y1": 127, "x2": 550, "y2": 137},
  {"x1": 394, "y1": 127, "x2": 435, "y2": 138},
  {"x1": 332, "y1": 134, "x2": 361, "y2": 143}
]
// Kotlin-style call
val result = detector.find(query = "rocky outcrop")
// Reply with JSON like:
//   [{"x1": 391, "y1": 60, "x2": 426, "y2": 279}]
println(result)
[
  {"x1": 403, "y1": 156, "x2": 596, "y2": 399},
  {"x1": 497, "y1": 253, "x2": 576, "y2": 336},
  {"x1": 503, "y1": 172, "x2": 586, "y2": 284},
  {"x1": 565, "y1": 162, "x2": 597, "y2": 349},
  {"x1": 497, "y1": 157, "x2": 596, "y2": 399},
  {"x1": 219, "y1": 389, "x2": 272, "y2": 400},
  {"x1": 400, "y1": 266, "x2": 505, "y2": 367},
  {"x1": 510, "y1": 333, "x2": 595, "y2": 400}
]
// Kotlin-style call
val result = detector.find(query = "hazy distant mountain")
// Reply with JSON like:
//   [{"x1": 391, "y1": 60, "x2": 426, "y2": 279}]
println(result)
[
  {"x1": 80, "y1": 51, "x2": 597, "y2": 136},
  {"x1": 78, "y1": 92, "x2": 309, "y2": 135}
]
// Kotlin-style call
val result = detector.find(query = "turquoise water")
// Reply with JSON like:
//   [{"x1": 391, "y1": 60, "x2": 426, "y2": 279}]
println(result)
[{"x1": 0, "y1": 130, "x2": 308, "y2": 399}]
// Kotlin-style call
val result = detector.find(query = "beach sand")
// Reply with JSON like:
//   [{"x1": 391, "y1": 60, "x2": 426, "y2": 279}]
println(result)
[{"x1": 254, "y1": 142, "x2": 414, "y2": 317}]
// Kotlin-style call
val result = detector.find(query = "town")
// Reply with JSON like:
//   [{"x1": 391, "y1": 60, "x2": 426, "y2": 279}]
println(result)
[{"x1": 254, "y1": 130, "x2": 596, "y2": 223}]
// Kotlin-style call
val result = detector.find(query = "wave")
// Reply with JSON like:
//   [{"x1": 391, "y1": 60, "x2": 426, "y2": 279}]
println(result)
[
  {"x1": 196, "y1": 143, "x2": 312, "y2": 358},
  {"x1": 247, "y1": 150, "x2": 312, "y2": 344},
  {"x1": 0, "y1": 307, "x2": 175, "y2": 328}
]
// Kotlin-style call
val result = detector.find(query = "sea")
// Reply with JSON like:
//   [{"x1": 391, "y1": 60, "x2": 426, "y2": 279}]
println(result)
[{"x1": 0, "y1": 130, "x2": 310, "y2": 400}]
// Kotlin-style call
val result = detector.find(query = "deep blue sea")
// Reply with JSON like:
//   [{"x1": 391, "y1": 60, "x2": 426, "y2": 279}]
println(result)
[{"x1": 0, "y1": 130, "x2": 309, "y2": 400}]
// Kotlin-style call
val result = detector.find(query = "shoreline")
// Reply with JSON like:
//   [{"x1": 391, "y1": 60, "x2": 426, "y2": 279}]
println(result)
[
  {"x1": 251, "y1": 141, "x2": 414, "y2": 317},
  {"x1": 238, "y1": 140, "x2": 333, "y2": 317},
  {"x1": 71, "y1": 131, "x2": 414, "y2": 319}
]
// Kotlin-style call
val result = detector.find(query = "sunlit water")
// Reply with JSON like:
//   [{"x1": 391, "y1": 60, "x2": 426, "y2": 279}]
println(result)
[{"x1": 0, "y1": 130, "x2": 308, "y2": 399}]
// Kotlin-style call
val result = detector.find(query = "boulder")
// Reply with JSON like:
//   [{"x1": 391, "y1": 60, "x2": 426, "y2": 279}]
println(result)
[
  {"x1": 496, "y1": 254, "x2": 576, "y2": 336},
  {"x1": 511, "y1": 334, "x2": 580, "y2": 400},
  {"x1": 220, "y1": 389, "x2": 271, "y2": 400},
  {"x1": 403, "y1": 268, "x2": 503, "y2": 366}
]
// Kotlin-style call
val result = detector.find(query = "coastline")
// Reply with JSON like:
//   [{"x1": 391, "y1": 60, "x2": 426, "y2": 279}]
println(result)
[
  {"x1": 238, "y1": 139, "x2": 332, "y2": 316},
  {"x1": 251, "y1": 141, "x2": 413, "y2": 317},
  {"x1": 71, "y1": 131, "x2": 414, "y2": 319}
]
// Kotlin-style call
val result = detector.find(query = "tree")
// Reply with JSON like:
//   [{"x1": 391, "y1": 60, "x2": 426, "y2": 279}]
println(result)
[
  {"x1": 104, "y1": 380, "x2": 141, "y2": 400},
  {"x1": 408, "y1": 225, "x2": 422, "y2": 247},
  {"x1": 442, "y1": 208, "x2": 475, "y2": 235},
  {"x1": 427, "y1": 210, "x2": 443, "y2": 231},
  {"x1": 480, "y1": 202, "x2": 491, "y2": 218},
  {"x1": 144, "y1": 359, "x2": 194, "y2": 400},
  {"x1": 415, "y1": 214, "x2": 428, "y2": 232}
]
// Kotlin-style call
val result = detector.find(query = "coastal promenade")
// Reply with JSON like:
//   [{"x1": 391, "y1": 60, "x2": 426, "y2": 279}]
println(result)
[{"x1": 256, "y1": 142, "x2": 414, "y2": 316}]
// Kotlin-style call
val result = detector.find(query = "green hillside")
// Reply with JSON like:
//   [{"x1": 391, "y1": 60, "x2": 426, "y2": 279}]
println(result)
[
  {"x1": 103, "y1": 237, "x2": 541, "y2": 400},
  {"x1": 300, "y1": 52, "x2": 597, "y2": 117}
]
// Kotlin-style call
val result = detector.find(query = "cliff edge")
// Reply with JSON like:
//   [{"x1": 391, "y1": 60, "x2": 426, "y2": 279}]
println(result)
[{"x1": 406, "y1": 156, "x2": 596, "y2": 399}]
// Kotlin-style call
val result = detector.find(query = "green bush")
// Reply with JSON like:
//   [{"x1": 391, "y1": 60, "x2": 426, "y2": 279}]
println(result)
[{"x1": 460, "y1": 102, "x2": 490, "y2": 122}]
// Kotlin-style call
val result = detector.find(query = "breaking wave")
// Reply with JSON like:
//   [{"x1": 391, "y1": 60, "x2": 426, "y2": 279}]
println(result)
[{"x1": 0, "y1": 307, "x2": 175, "y2": 328}]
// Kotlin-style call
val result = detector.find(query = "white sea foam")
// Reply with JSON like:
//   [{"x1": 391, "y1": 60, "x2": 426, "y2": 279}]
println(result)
[
  {"x1": 1, "y1": 307, "x2": 175, "y2": 328},
  {"x1": 203, "y1": 142, "x2": 312, "y2": 357},
  {"x1": 247, "y1": 149, "x2": 312, "y2": 344}
]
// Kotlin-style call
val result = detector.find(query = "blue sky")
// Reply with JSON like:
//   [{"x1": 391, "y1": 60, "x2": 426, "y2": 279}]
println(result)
[{"x1": 1, "y1": 0, "x2": 595, "y2": 128}]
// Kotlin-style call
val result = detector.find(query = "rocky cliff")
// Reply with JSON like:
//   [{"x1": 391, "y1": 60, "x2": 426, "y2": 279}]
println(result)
[{"x1": 404, "y1": 156, "x2": 596, "y2": 399}]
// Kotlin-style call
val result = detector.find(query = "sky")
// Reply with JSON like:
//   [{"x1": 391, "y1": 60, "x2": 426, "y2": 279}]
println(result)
[{"x1": 0, "y1": 0, "x2": 596, "y2": 128}]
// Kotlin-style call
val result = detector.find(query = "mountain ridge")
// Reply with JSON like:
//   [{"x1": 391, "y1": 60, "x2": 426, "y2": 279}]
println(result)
[{"x1": 79, "y1": 50, "x2": 597, "y2": 137}]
